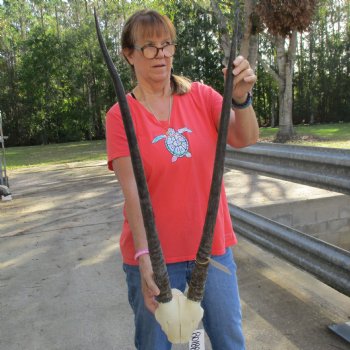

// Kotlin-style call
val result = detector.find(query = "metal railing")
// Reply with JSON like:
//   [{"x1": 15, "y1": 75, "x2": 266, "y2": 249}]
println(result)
[
  {"x1": 229, "y1": 204, "x2": 350, "y2": 297},
  {"x1": 225, "y1": 143, "x2": 350, "y2": 195},
  {"x1": 226, "y1": 142, "x2": 350, "y2": 298}
]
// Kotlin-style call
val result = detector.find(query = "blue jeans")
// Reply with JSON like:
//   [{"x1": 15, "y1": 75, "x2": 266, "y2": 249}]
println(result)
[{"x1": 123, "y1": 248, "x2": 245, "y2": 350}]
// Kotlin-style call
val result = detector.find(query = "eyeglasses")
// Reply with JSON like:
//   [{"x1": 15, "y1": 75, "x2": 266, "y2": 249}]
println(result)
[{"x1": 133, "y1": 43, "x2": 176, "y2": 59}]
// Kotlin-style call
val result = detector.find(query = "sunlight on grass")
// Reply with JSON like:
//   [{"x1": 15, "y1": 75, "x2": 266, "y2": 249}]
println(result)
[
  {"x1": 6, "y1": 140, "x2": 107, "y2": 169},
  {"x1": 259, "y1": 123, "x2": 350, "y2": 149}
]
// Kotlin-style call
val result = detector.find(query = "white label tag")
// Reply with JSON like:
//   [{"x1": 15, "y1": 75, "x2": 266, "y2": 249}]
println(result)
[{"x1": 188, "y1": 329, "x2": 205, "y2": 350}]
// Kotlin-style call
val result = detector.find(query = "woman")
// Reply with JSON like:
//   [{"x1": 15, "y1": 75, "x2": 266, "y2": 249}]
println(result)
[{"x1": 106, "y1": 9, "x2": 258, "y2": 350}]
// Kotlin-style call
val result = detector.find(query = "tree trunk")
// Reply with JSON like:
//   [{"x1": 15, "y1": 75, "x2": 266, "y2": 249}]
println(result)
[
  {"x1": 40, "y1": 6, "x2": 44, "y2": 29},
  {"x1": 240, "y1": 0, "x2": 259, "y2": 70},
  {"x1": 308, "y1": 26, "x2": 315, "y2": 124},
  {"x1": 211, "y1": 0, "x2": 259, "y2": 69},
  {"x1": 210, "y1": 0, "x2": 231, "y2": 63},
  {"x1": 55, "y1": 5, "x2": 60, "y2": 39},
  {"x1": 87, "y1": 84, "x2": 93, "y2": 140},
  {"x1": 276, "y1": 31, "x2": 297, "y2": 142},
  {"x1": 248, "y1": 34, "x2": 259, "y2": 70},
  {"x1": 271, "y1": 94, "x2": 276, "y2": 127}
]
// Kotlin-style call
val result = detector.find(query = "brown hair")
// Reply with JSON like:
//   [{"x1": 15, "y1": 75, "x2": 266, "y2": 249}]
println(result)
[{"x1": 121, "y1": 9, "x2": 191, "y2": 95}]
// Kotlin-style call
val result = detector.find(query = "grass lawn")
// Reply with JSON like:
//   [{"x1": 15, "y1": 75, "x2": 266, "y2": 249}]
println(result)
[
  {"x1": 4, "y1": 140, "x2": 107, "y2": 170},
  {"x1": 259, "y1": 122, "x2": 350, "y2": 149},
  {"x1": 2, "y1": 123, "x2": 349, "y2": 169}
]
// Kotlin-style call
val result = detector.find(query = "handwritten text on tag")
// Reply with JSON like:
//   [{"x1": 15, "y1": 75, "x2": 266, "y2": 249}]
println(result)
[{"x1": 189, "y1": 329, "x2": 205, "y2": 350}]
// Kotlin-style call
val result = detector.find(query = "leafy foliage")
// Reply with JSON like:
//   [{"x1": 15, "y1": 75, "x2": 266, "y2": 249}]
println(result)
[{"x1": 167, "y1": 0, "x2": 223, "y2": 92}]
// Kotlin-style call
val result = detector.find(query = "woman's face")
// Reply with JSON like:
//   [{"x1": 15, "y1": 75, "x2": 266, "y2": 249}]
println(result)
[{"x1": 125, "y1": 31, "x2": 174, "y2": 85}]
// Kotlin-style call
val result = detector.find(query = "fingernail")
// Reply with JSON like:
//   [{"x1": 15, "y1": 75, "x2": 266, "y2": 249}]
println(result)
[{"x1": 232, "y1": 69, "x2": 238, "y2": 75}]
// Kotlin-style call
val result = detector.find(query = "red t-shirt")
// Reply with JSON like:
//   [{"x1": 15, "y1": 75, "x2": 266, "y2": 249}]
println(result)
[{"x1": 106, "y1": 82, "x2": 237, "y2": 265}]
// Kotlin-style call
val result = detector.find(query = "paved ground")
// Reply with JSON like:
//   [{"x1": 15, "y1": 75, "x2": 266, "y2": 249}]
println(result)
[{"x1": 0, "y1": 161, "x2": 349, "y2": 350}]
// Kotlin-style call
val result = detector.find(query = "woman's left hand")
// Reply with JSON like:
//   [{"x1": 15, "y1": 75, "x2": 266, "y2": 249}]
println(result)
[{"x1": 222, "y1": 55, "x2": 257, "y2": 104}]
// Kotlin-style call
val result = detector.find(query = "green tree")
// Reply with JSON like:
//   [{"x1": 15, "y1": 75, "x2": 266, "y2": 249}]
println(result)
[
  {"x1": 0, "y1": 0, "x2": 349, "y2": 146},
  {"x1": 166, "y1": 0, "x2": 223, "y2": 92}
]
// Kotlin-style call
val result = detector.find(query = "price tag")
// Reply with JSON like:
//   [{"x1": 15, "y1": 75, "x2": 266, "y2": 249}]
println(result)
[{"x1": 188, "y1": 329, "x2": 205, "y2": 350}]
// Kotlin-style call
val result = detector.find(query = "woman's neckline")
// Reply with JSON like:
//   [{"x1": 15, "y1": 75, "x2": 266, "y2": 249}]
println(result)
[{"x1": 129, "y1": 91, "x2": 175, "y2": 128}]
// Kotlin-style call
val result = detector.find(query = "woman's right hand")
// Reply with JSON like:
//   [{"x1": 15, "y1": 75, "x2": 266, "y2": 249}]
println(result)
[{"x1": 139, "y1": 254, "x2": 160, "y2": 313}]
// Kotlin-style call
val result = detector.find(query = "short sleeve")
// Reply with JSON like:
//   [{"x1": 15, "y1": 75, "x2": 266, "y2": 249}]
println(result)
[
  {"x1": 192, "y1": 82, "x2": 223, "y2": 129},
  {"x1": 105, "y1": 103, "x2": 130, "y2": 171},
  {"x1": 207, "y1": 84, "x2": 224, "y2": 128}
]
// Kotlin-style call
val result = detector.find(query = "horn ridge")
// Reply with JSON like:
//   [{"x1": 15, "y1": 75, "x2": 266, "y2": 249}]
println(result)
[
  {"x1": 94, "y1": 8, "x2": 172, "y2": 303},
  {"x1": 187, "y1": 7, "x2": 240, "y2": 302}
]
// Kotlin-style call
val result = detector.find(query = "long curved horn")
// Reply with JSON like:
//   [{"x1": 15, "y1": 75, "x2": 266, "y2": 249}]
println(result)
[
  {"x1": 94, "y1": 9, "x2": 172, "y2": 303},
  {"x1": 187, "y1": 6, "x2": 241, "y2": 302}
]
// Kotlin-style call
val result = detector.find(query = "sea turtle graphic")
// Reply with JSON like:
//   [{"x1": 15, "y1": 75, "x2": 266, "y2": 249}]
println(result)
[{"x1": 152, "y1": 127, "x2": 192, "y2": 162}]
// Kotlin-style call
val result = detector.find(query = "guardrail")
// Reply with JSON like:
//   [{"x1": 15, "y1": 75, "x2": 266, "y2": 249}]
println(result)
[
  {"x1": 225, "y1": 143, "x2": 350, "y2": 195},
  {"x1": 229, "y1": 204, "x2": 350, "y2": 297}
]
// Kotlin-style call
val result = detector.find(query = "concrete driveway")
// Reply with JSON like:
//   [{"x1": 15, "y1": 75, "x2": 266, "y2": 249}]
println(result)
[{"x1": 1, "y1": 161, "x2": 349, "y2": 350}]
